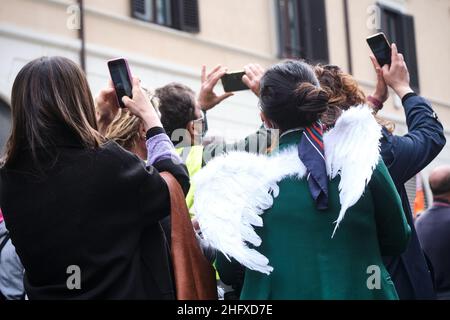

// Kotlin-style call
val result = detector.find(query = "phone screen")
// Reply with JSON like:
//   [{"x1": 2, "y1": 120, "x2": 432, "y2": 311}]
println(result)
[
  {"x1": 367, "y1": 33, "x2": 392, "y2": 67},
  {"x1": 221, "y1": 72, "x2": 249, "y2": 92},
  {"x1": 108, "y1": 59, "x2": 133, "y2": 108}
]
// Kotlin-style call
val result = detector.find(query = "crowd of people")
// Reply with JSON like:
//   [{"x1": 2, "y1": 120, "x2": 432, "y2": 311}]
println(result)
[{"x1": 0, "y1": 43, "x2": 448, "y2": 300}]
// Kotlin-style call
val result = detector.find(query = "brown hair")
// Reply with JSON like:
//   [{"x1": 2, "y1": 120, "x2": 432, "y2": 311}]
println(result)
[
  {"x1": 315, "y1": 64, "x2": 394, "y2": 132},
  {"x1": 2, "y1": 56, "x2": 103, "y2": 169},
  {"x1": 155, "y1": 83, "x2": 197, "y2": 140}
]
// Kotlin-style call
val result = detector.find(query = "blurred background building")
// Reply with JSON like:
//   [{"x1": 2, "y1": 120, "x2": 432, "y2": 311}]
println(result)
[{"x1": 0, "y1": 0, "x2": 449, "y2": 209}]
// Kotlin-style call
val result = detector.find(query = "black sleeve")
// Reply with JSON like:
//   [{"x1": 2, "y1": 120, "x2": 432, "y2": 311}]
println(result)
[
  {"x1": 380, "y1": 95, "x2": 446, "y2": 185},
  {"x1": 202, "y1": 126, "x2": 272, "y2": 164},
  {"x1": 153, "y1": 160, "x2": 190, "y2": 196}
]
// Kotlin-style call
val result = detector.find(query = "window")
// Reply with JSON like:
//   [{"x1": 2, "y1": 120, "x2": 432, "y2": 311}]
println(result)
[
  {"x1": 0, "y1": 99, "x2": 11, "y2": 152},
  {"x1": 378, "y1": 5, "x2": 420, "y2": 92},
  {"x1": 276, "y1": 0, "x2": 329, "y2": 64},
  {"x1": 131, "y1": 0, "x2": 200, "y2": 33}
]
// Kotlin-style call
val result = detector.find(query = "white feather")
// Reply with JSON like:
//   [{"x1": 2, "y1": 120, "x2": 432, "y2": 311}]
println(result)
[
  {"x1": 194, "y1": 105, "x2": 381, "y2": 274},
  {"x1": 324, "y1": 105, "x2": 382, "y2": 237}
]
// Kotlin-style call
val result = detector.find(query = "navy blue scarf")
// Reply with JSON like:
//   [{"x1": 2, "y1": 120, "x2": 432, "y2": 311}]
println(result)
[{"x1": 298, "y1": 122, "x2": 329, "y2": 210}]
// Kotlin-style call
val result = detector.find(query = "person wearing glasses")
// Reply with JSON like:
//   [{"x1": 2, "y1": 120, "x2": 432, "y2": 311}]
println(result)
[
  {"x1": 154, "y1": 64, "x2": 273, "y2": 217},
  {"x1": 153, "y1": 65, "x2": 273, "y2": 300}
]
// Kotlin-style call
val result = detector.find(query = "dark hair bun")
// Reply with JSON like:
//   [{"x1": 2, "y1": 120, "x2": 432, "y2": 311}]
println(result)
[
  {"x1": 294, "y1": 82, "x2": 329, "y2": 114},
  {"x1": 260, "y1": 60, "x2": 329, "y2": 130}
]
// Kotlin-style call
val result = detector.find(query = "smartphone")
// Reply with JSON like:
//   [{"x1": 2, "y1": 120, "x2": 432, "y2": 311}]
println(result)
[
  {"x1": 221, "y1": 71, "x2": 249, "y2": 92},
  {"x1": 366, "y1": 33, "x2": 392, "y2": 67},
  {"x1": 108, "y1": 58, "x2": 133, "y2": 108}
]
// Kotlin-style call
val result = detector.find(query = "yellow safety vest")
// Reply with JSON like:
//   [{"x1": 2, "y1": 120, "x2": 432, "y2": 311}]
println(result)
[
  {"x1": 176, "y1": 145, "x2": 204, "y2": 218},
  {"x1": 176, "y1": 145, "x2": 222, "y2": 280}
]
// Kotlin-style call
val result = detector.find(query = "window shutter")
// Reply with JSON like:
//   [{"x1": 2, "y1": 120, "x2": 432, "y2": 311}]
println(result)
[
  {"x1": 297, "y1": 0, "x2": 329, "y2": 63},
  {"x1": 378, "y1": 7, "x2": 420, "y2": 93},
  {"x1": 173, "y1": 0, "x2": 200, "y2": 33},
  {"x1": 306, "y1": 0, "x2": 329, "y2": 63},
  {"x1": 131, "y1": 0, "x2": 152, "y2": 22},
  {"x1": 276, "y1": 0, "x2": 286, "y2": 58},
  {"x1": 402, "y1": 15, "x2": 420, "y2": 92}
]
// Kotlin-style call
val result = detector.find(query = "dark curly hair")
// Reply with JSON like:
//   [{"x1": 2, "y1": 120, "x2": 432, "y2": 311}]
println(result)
[
  {"x1": 260, "y1": 60, "x2": 329, "y2": 131},
  {"x1": 155, "y1": 83, "x2": 197, "y2": 141}
]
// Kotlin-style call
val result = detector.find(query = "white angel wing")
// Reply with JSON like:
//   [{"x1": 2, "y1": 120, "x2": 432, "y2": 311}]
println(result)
[
  {"x1": 193, "y1": 147, "x2": 304, "y2": 275},
  {"x1": 324, "y1": 105, "x2": 382, "y2": 237},
  {"x1": 194, "y1": 105, "x2": 381, "y2": 273}
]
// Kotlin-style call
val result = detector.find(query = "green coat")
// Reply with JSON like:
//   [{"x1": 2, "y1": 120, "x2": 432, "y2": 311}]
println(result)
[{"x1": 218, "y1": 131, "x2": 411, "y2": 300}]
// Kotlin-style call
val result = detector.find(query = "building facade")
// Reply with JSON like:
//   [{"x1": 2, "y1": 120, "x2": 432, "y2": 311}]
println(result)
[{"x1": 1, "y1": 0, "x2": 449, "y2": 203}]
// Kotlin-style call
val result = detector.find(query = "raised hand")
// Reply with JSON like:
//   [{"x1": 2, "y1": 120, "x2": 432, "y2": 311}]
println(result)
[
  {"x1": 198, "y1": 65, "x2": 234, "y2": 111},
  {"x1": 95, "y1": 80, "x2": 120, "y2": 134},
  {"x1": 243, "y1": 63, "x2": 265, "y2": 97},
  {"x1": 370, "y1": 55, "x2": 389, "y2": 104},
  {"x1": 381, "y1": 43, "x2": 414, "y2": 99},
  {"x1": 122, "y1": 77, "x2": 163, "y2": 131}
]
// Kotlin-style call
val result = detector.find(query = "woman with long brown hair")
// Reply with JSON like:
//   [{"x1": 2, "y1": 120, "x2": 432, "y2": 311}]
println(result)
[{"x1": 0, "y1": 56, "x2": 189, "y2": 299}]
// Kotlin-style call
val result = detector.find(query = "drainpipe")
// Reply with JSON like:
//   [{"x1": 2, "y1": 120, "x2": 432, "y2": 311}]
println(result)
[
  {"x1": 78, "y1": 0, "x2": 86, "y2": 72},
  {"x1": 343, "y1": 0, "x2": 353, "y2": 74}
]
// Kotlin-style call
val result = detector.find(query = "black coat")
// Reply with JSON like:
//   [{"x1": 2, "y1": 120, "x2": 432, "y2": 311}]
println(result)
[
  {"x1": 0, "y1": 131, "x2": 189, "y2": 300},
  {"x1": 415, "y1": 202, "x2": 450, "y2": 299},
  {"x1": 381, "y1": 94, "x2": 446, "y2": 300}
]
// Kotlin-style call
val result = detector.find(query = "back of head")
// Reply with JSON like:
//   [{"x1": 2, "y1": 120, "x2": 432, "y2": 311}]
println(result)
[
  {"x1": 155, "y1": 83, "x2": 196, "y2": 141},
  {"x1": 429, "y1": 166, "x2": 450, "y2": 199},
  {"x1": 314, "y1": 64, "x2": 394, "y2": 132},
  {"x1": 105, "y1": 110, "x2": 142, "y2": 151},
  {"x1": 314, "y1": 65, "x2": 366, "y2": 126},
  {"x1": 259, "y1": 60, "x2": 328, "y2": 131},
  {"x1": 3, "y1": 56, "x2": 102, "y2": 169},
  {"x1": 315, "y1": 65, "x2": 366, "y2": 110}
]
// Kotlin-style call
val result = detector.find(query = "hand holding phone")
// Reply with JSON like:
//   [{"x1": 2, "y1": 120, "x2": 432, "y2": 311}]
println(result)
[
  {"x1": 243, "y1": 64, "x2": 265, "y2": 97},
  {"x1": 121, "y1": 77, "x2": 163, "y2": 131},
  {"x1": 221, "y1": 71, "x2": 249, "y2": 93},
  {"x1": 108, "y1": 58, "x2": 133, "y2": 108},
  {"x1": 198, "y1": 65, "x2": 234, "y2": 111},
  {"x1": 380, "y1": 43, "x2": 413, "y2": 98},
  {"x1": 366, "y1": 33, "x2": 392, "y2": 67}
]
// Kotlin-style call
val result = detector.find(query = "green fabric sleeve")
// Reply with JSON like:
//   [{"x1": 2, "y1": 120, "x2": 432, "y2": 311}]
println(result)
[
  {"x1": 202, "y1": 127, "x2": 272, "y2": 164},
  {"x1": 369, "y1": 160, "x2": 411, "y2": 256}
]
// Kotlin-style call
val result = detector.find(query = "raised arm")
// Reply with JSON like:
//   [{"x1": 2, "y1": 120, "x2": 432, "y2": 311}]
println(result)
[
  {"x1": 375, "y1": 44, "x2": 446, "y2": 184},
  {"x1": 202, "y1": 126, "x2": 272, "y2": 164},
  {"x1": 381, "y1": 95, "x2": 446, "y2": 185},
  {"x1": 123, "y1": 77, "x2": 190, "y2": 195},
  {"x1": 201, "y1": 63, "x2": 272, "y2": 163}
]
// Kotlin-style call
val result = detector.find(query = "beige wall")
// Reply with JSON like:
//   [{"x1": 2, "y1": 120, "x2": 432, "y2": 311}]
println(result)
[
  {"x1": 1, "y1": 0, "x2": 449, "y2": 140},
  {"x1": 325, "y1": 0, "x2": 349, "y2": 72},
  {"x1": 82, "y1": 0, "x2": 277, "y2": 70},
  {"x1": 0, "y1": 0, "x2": 78, "y2": 39}
]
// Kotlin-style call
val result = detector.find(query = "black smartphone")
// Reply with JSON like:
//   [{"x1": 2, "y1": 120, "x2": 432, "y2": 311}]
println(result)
[
  {"x1": 221, "y1": 71, "x2": 249, "y2": 92},
  {"x1": 366, "y1": 33, "x2": 392, "y2": 67},
  {"x1": 108, "y1": 58, "x2": 133, "y2": 108}
]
